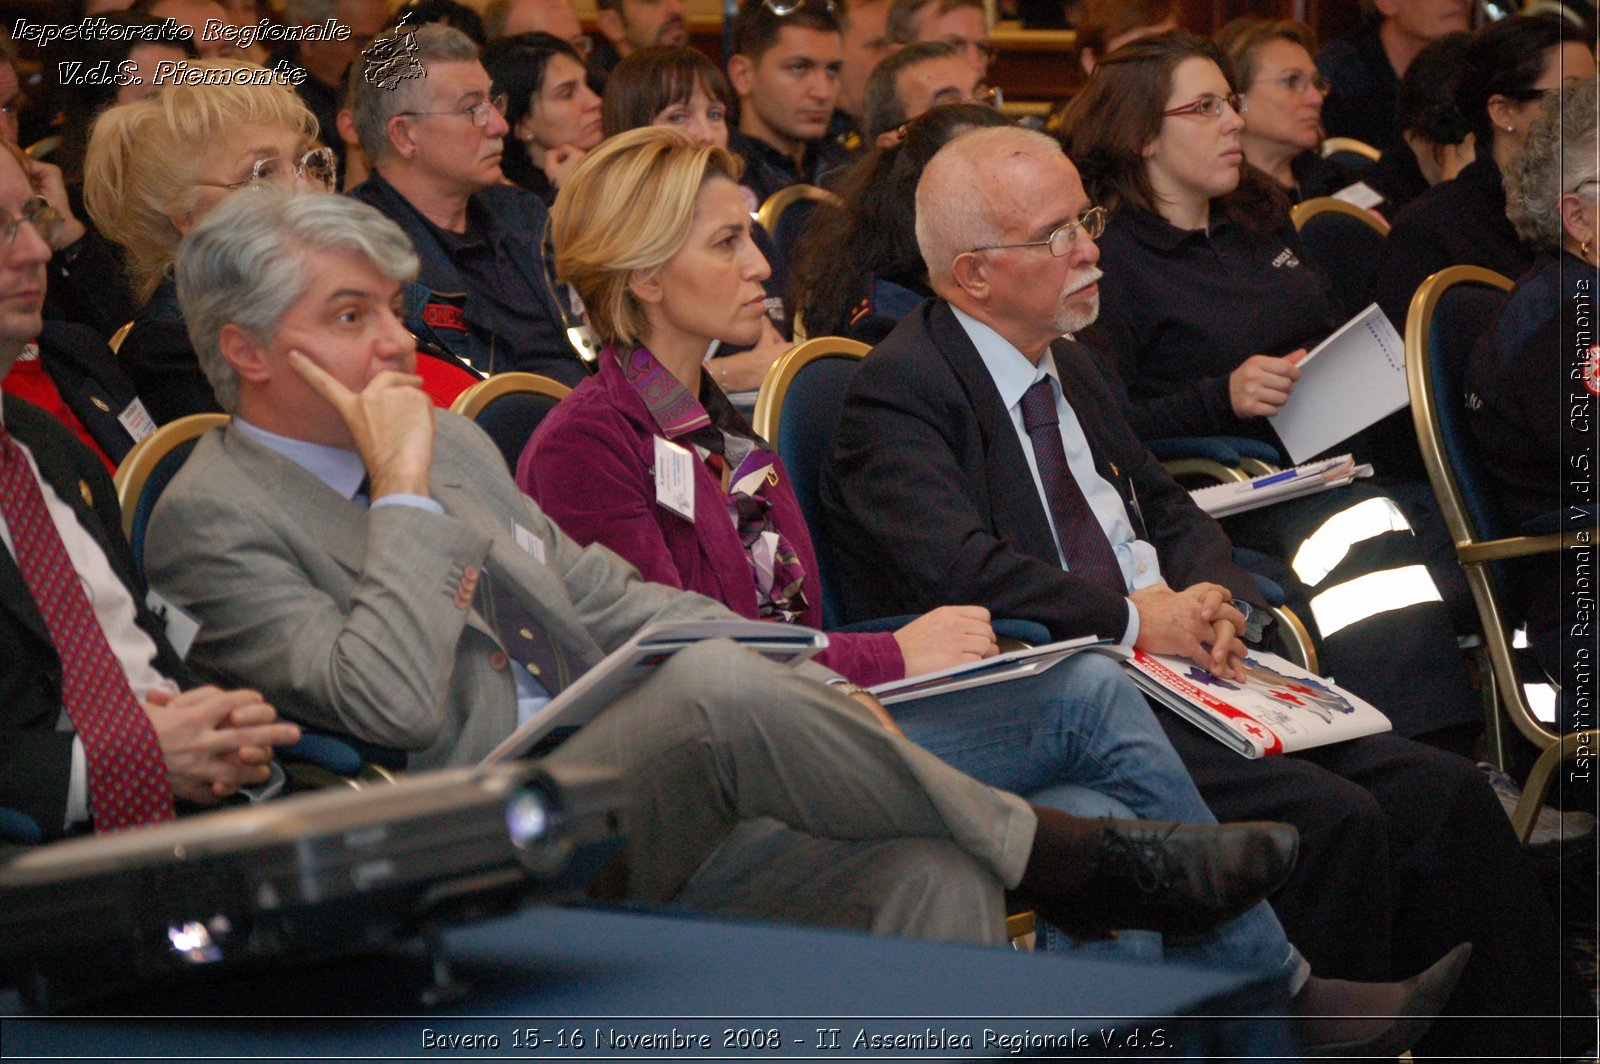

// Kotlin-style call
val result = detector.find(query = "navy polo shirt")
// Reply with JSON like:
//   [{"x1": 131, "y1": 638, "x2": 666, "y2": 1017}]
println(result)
[
  {"x1": 1092, "y1": 205, "x2": 1340, "y2": 448},
  {"x1": 1369, "y1": 156, "x2": 1535, "y2": 332},
  {"x1": 728, "y1": 130, "x2": 851, "y2": 206},
  {"x1": 1316, "y1": 19, "x2": 1401, "y2": 153}
]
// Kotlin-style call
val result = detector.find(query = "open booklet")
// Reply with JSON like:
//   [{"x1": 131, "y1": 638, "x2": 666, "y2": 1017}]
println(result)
[
  {"x1": 1122, "y1": 648, "x2": 1391, "y2": 758},
  {"x1": 1189, "y1": 453, "x2": 1373, "y2": 518},
  {"x1": 481, "y1": 620, "x2": 829, "y2": 764},
  {"x1": 1271, "y1": 303, "x2": 1410, "y2": 464}
]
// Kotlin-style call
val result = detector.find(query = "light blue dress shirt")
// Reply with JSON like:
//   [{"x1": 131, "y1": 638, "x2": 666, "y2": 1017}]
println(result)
[
  {"x1": 951, "y1": 308, "x2": 1165, "y2": 646},
  {"x1": 232, "y1": 418, "x2": 552, "y2": 725}
]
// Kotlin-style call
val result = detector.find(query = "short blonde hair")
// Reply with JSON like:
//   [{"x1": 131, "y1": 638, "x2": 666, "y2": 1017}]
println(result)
[
  {"x1": 83, "y1": 60, "x2": 320, "y2": 304},
  {"x1": 551, "y1": 126, "x2": 743, "y2": 352}
]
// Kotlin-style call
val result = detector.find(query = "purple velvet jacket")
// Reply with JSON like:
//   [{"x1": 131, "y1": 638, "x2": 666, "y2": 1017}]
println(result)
[{"x1": 516, "y1": 352, "x2": 904, "y2": 686}]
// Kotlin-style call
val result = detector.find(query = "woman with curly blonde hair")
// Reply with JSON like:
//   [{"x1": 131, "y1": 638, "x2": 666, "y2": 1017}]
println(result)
[{"x1": 84, "y1": 62, "x2": 332, "y2": 422}]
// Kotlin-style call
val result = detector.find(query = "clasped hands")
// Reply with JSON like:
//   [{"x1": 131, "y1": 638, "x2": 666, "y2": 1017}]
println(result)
[{"x1": 1131, "y1": 582, "x2": 1247, "y2": 680}]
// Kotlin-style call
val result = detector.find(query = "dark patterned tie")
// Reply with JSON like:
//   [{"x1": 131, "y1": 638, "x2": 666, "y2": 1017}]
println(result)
[
  {"x1": 1019, "y1": 378, "x2": 1127, "y2": 596},
  {"x1": 476, "y1": 568, "x2": 582, "y2": 694},
  {"x1": 0, "y1": 426, "x2": 175, "y2": 832}
]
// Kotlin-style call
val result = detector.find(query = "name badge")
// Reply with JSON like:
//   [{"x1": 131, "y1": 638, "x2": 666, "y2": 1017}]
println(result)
[
  {"x1": 514, "y1": 522, "x2": 546, "y2": 564},
  {"x1": 117, "y1": 398, "x2": 157, "y2": 443},
  {"x1": 1333, "y1": 182, "x2": 1384, "y2": 210},
  {"x1": 653, "y1": 436, "x2": 695, "y2": 522},
  {"x1": 145, "y1": 589, "x2": 200, "y2": 661}
]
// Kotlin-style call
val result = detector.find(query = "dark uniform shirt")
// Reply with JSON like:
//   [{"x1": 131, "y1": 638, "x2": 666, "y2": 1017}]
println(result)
[
  {"x1": 1316, "y1": 19, "x2": 1401, "y2": 154},
  {"x1": 1463, "y1": 250, "x2": 1595, "y2": 702},
  {"x1": 728, "y1": 129, "x2": 852, "y2": 207},
  {"x1": 1366, "y1": 144, "x2": 1430, "y2": 220},
  {"x1": 1287, "y1": 151, "x2": 1367, "y2": 204},
  {"x1": 271, "y1": 43, "x2": 346, "y2": 182},
  {"x1": 1093, "y1": 204, "x2": 1339, "y2": 450},
  {"x1": 1369, "y1": 156, "x2": 1534, "y2": 332}
]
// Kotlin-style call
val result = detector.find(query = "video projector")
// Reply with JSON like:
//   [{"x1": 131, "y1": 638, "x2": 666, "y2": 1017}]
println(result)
[{"x1": 0, "y1": 760, "x2": 624, "y2": 1012}]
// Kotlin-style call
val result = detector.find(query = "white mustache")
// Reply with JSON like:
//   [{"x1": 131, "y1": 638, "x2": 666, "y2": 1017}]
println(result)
[{"x1": 1063, "y1": 267, "x2": 1103, "y2": 297}]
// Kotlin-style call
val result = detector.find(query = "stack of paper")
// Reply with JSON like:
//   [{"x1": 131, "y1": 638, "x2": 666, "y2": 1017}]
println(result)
[{"x1": 1190, "y1": 454, "x2": 1372, "y2": 518}]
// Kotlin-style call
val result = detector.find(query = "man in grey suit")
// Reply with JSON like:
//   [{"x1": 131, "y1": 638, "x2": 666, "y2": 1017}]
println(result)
[{"x1": 144, "y1": 187, "x2": 1297, "y2": 948}]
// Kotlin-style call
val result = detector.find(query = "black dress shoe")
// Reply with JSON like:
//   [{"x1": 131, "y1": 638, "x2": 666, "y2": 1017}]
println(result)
[{"x1": 1055, "y1": 818, "x2": 1300, "y2": 937}]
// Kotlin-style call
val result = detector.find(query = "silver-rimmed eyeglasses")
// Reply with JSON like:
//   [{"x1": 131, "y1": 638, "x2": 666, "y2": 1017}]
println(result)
[
  {"x1": 399, "y1": 93, "x2": 509, "y2": 128},
  {"x1": 1255, "y1": 71, "x2": 1331, "y2": 96},
  {"x1": 1162, "y1": 93, "x2": 1247, "y2": 119},
  {"x1": 2, "y1": 196, "x2": 62, "y2": 247},
  {"x1": 969, "y1": 205, "x2": 1106, "y2": 257},
  {"x1": 197, "y1": 147, "x2": 338, "y2": 192}
]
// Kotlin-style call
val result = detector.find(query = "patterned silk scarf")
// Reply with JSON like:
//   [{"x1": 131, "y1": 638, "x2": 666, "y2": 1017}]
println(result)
[{"x1": 618, "y1": 346, "x2": 810, "y2": 621}]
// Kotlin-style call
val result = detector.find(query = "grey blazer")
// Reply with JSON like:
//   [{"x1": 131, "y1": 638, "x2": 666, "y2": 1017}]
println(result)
[{"x1": 145, "y1": 412, "x2": 766, "y2": 767}]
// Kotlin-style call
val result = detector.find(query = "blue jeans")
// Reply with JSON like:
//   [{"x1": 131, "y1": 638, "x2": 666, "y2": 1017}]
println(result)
[{"x1": 890, "y1": 652, "x2": 1302, "y2": 986}]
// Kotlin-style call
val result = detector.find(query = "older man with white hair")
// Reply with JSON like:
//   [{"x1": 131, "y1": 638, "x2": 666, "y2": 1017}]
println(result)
[{"x1": 820, "y1": 123, "x2": 1591, "y2": 1062}]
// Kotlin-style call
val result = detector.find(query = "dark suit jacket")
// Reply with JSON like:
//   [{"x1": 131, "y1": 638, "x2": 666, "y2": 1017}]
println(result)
[
  {"x1": 819, "y1": 299, "x2": 1265, "y2": 641},
  {"x1": 0, "y1": 395, "x2": 187, "y2": 836}
]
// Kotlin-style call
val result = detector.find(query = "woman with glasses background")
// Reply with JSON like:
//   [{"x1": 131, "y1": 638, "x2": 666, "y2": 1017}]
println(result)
[
  {"x1": 83, "y1": 63, "x2": 331, "y2": 425},
  {"x1": 1369, "y1": 14, "x2": 1594, "y2": 331},
  {"x1": 1464, "y1": 76, "x2": 1599, "y2": 755},
  {"x1": 788, "y1": 102, "x2": 1009, "y2": 342},
  {"x1": 1058, "y1": 31, "x2": 1486, "y2": 758},
  {"x1": 1216, "y1": 18, "x2": 1365, "y2": 205},
  {"x1": 483, "y1": 32, "x2": 604, "y2": 206}
]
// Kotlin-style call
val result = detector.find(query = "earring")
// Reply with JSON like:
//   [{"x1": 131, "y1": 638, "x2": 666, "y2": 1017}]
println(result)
[{"x1": 1504, "y1": 124, "x2": 1515, "y2": 133}]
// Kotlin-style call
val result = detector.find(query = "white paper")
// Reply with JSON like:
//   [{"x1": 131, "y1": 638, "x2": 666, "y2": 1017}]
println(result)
[
  {"x1": 481, "y1": 619, "x2": 828, "y2": 764},
  {"x1": 146, "y1": 589, "x2": 199, "y2": 660},
  {"x1": 1189, "y1": 454, "x2": 1373, "y2": 517},
  {"x1": 1271, "y1": 304, "x2": 1409, "y2": 464},
  {"x1": 1332, "y1": 182, "x2": 1384, "y2": 209},
  {"x1": 653, "y1": 436, "x2": 695, "y2": 521},
  {"x1": 514, "y1": 522, "x2": 546, "y2": 564}
]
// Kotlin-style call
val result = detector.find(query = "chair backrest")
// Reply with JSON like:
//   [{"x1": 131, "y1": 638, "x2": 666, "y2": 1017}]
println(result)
[
  {"x1": 1319, "y1": 136, "x2": 1381, "y2": 172},
  {"x1": 449, "y1": 372, "x2": 573, "y2": 473},
  {"x1": 113, "y1": 413, "x2": 230, "y2": 577},
  {"x1": 108, "y1": 321, "x2": 135, "y2": 355},
  {"x1": 751, "y1": 336, "x2": 870, "y2": 629},
  {"x1": 756, "y1": 184, "x2": 843, "y2": 264},
  {"x1": 1404, "y1": 265, "x2": 1514, "y2": 550},
  {"x1": 1291, "y1": 197, "x2": 1390, "y2": 320}
]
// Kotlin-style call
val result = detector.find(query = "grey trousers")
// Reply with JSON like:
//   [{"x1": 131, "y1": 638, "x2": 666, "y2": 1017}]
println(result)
[{"x1": 547, "y1": 639, "x2": 1036, "y2": 945}]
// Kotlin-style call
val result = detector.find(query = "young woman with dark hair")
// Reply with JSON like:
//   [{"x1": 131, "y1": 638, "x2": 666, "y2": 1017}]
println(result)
[
  {"x1": 789, "y1": 102, "x2": 1010, "y2": 341},
  {"x1": 1057, "y1": 30, "x2": 1484, "y2": 755},
  {"x1": 482, "y1": 31, "x2": 603, "y2": 204}
]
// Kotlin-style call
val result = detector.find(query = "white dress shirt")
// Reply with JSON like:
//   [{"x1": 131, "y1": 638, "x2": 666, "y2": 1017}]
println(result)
[
  {"x1": 230, "y1": 418, "x2": 552, "y2": 726},
  {"x1": 951, "y1": 307, "x2": 1165, "y2": 646},
  {"x1": 0, "y1": 404, "x2": 179, "y2": 828}
]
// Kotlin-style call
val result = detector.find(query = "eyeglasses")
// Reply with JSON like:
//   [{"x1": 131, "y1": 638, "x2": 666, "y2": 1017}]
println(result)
[
  {"x1": 568, "y1": 34, "x2": 594, "y2": 60},
  {"x1": 198, "y1": 147, "x2": 339, "y2": 192},
  {"x1": 764, "y1": 0, "x2": 834, "y2": 15},
  {"x1": 891, "y1": 85, "x2": 1003, "y2": 143},
  {"x1": 969, "y1": 205, "x2": 1106, "y2": 257},
  {"x1": 1255, "y1": 71, "x2": 1331, "y2": 97},
  {"x1": 399, "y1": 93, "x2": 509, "y2": 128},
  {"x1": 1570, "y1": 178, "x2": 1599, "y2": 195},
  {"x1": 1162, "y1": 93, "x2": 1247, "y2": 119},
  {"x1": 2, "y1": 196, "x2": 62, "y2": 247}
]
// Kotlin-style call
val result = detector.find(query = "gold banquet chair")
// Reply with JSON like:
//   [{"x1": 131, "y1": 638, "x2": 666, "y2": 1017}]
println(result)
[
  {"x1": 449, "y1": 372, "x2": 573, "y2": 474},
  {"x1": 1406, "y1": 265, "x2": 1597, "y2": 842}
]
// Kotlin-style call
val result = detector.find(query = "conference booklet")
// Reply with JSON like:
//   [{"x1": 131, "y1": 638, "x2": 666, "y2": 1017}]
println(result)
[
  {"x1": 1122, "y1": 648, "x2": 1391, "y2": 758},
  {"x1": 481, "y1": 620, "x2": 829, "y2": 764},
  {"x1": 1189, "y1": 453, "x2": 1373, "y2": 518},
  {"x1": 868, "y1": 635, "x2": 1110, "y2": 705},
  {"x1": 1271, "y1": 303, "x2": 1410, "y2": 464}
]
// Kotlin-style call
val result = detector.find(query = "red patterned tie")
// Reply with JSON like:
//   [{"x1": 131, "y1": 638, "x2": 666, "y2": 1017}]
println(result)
[{"x1": 0, "y1": 425, "x2": 175, "y2": 832}]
